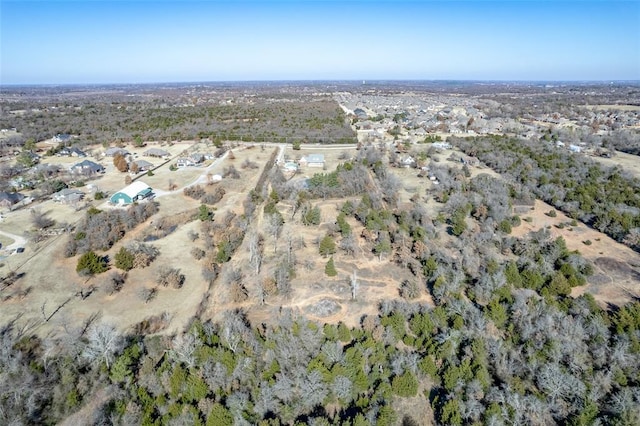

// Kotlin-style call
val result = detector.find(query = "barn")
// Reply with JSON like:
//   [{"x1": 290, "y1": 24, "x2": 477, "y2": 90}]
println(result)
[{"x1": 109, "y1": 181, "x2": 154, "y2": 205}]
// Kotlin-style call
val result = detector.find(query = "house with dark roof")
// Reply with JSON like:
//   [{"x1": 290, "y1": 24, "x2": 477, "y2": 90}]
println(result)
[
  {"x1": 190, "y1": 153, "x2": 205, "y2": 164},
  {"x1": 353, "y1": 108, "x2": 369, "y2": 120},
  {"x1": 70, "y1": 160, "x2": 105, "y2": 175},
  {"x1": 0, "y1": 192, "x2": 25, "y2": 209}
]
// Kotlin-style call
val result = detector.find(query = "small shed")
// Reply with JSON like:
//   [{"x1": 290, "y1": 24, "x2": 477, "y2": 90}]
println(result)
[{"x1": 110, "y1": 181, "x2": 154, "y2": 205}]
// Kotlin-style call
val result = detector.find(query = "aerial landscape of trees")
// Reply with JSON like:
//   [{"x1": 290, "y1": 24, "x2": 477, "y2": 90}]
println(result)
[
  {"x1": 453, "y1": 135, "x2": 640, "y2": 251},
  {"x1": 1, "y1": 82, "x2": 639, "y2": 425}
]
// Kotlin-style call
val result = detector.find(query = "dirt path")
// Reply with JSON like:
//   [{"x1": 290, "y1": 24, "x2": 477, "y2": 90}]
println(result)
[{"x1": 0, "y1": 229, "x2": 26, "y2": 252}]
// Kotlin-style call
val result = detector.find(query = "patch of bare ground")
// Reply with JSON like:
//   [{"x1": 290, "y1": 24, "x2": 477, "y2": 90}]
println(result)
[
  {"x1": 58, "y1": 386, "x2": 114, "y2": 426},
  {"x1": 589, "y1": 150, "x2": 640, "y2": 179},
  {"x1": 210, "y1": 192, "x2": 434, "y2": 330},
  {"x1": 392, "y1": 383, "x2": 436, "y2": 426},
  {"x1": 511, "y1": 199, "x2": 640, "y2": 306}
]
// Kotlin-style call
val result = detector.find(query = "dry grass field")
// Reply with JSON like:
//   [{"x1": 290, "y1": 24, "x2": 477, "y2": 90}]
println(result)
[
  {"x1": 0, "y1": 142, "x2": 271, "y2": 335},
  {"x1": 590, "y1": 150, "x2": 640, "y2": 179},
  {"x1": 512, "y1": 199, "x2": 640, "y2": 307}
]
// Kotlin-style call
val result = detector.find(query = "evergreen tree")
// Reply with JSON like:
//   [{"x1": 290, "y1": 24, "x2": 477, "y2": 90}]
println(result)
[
  {"x1": 325, "y1": 256, "x2": 337, "y2": 276},
  {"x1": 114, "y1": 247, "x2": 134, "y2": 271},
  {"x1": 319, "y1": 235, "x2": 336, "y2": 257}
]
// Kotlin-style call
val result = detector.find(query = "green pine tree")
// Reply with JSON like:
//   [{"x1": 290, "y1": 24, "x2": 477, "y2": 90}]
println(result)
[{"x1": 325, "y1": 256, "x2": 337, "y2": 276}]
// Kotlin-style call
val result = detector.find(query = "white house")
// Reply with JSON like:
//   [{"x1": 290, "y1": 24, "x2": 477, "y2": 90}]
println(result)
[
  {"x1": 432, "y1": 142, "x2": 452, "y2": 150},
  {"x1": 176, "y1": 157, "x2": 196, "y2": 168},
  {"x1": 300, "y1": 154, "x2": 325, "y2": 168}
]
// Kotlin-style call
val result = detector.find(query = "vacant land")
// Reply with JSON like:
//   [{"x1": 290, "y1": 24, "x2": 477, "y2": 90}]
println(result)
[
  {"x1": 512, "y1": 199, "x2": 640, "y2": 306},
  {"x1": 590, "y1": 150, "x2": 640, "y2": 179}
]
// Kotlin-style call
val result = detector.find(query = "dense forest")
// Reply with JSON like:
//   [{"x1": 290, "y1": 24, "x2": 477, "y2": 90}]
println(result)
[
  {"x1": 2, "y1": 143, "x2": 639, "y2": 425},
  {"x1": 0, "y1": 97, "x2": 356, "y2": 146}
]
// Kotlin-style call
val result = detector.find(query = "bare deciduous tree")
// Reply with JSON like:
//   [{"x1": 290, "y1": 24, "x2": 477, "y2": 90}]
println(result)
[
  {"x1": 81, "y1": 322, "x2": 124, "y2": 369},
  {"x1": 350, "y1": 270, "x2": 359, "y2": 300},
  {"x1": 248, "y1": 232, "x2": 264, "y2": 274},
  {"x1": 266, "y1": 213, "x2": 284, "y2": 253}
]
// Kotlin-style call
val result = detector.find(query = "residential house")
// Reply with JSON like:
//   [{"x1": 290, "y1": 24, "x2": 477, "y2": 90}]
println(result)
[
  {"x1": 176, "y1": 157, "x2": 196, "y2": 168},
  {"x1": 58, "y1": 147, "x2": 87, "y2": 157},
  {"x1": 53, "y1": 188, "x2": 84, "y2": 204},
  {"x1": 110, "y1": 181, "x2": 154, "y2": 205},
  {"x1": 0, "y1": 192, "x2": 25, "y2": 209},
  {"x1": 400, "y1": 156, "x2": 416, "y2": 168},
  {"x1": 143, "y1": 148, "x2": 170, "y2": 158},
  {"x1": 105, "y1": 147, "x2": 130, "y2": 157},
  {"x1": 353, "y1": 108, "x2": 368, "y2": 120},
  {"x1": 132, "y1": 159, "x2": 154, "y2": 172},
  {"x1": 53, "y1": 134, "x2": 72, "y2": 143},
  {"x1": 190, "y1": 153, "x2": 205, "y2": 164},
  {"x1": 432, "y1": 142, "x2": 452, "y2": 150},
  {"x1": 70, "y1": 160, "x2": 105, "y2": 175},
  {"x1": 299, "y1": 154, "x2": 325, "y2": 168},
  {"x1": 569, "y1": 144, "x2": 582, "y2": 153},
  {"x1": 19, "y1": 151, "x2": 40, "y2": 165}
]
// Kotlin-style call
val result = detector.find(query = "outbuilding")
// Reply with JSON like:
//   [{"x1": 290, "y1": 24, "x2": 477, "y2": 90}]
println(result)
[{"x1": 109, "y1": 181, "x2": 154, "y2": 205}]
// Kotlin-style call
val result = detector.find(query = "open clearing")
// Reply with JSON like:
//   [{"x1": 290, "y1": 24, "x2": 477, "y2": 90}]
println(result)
[
  {"x1": 589, "y1": 150, "x2": 640, "y2": 179},
  {"x1": 512, "y1": 199, "x2": 640, "y2": 306}
]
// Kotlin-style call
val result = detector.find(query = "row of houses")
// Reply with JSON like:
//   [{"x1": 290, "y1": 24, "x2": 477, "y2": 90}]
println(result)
[{"x1": 69, "y1": 158, "x2": 158, "y2": 175}]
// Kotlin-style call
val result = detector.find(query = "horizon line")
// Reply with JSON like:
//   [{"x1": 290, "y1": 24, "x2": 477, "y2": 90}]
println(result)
[{"x1": 2, "y1": 78, "x2": 640, "y2": 88}]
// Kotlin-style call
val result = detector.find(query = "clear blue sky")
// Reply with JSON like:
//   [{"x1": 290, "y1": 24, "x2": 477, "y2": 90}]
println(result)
[{"x1": 1, "y1": 0, "x2": 639, "y2": 84}]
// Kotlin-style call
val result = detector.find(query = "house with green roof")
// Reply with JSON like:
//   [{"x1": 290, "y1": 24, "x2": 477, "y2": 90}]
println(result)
[{"x1": 109, "y1": 181, "x2": 154, "y2": 205}]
